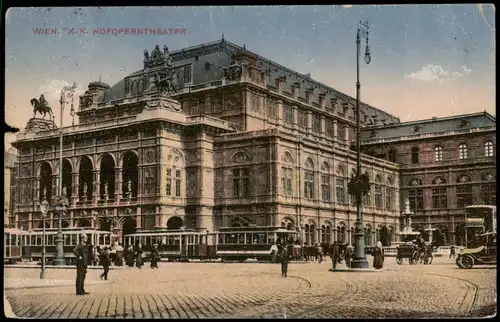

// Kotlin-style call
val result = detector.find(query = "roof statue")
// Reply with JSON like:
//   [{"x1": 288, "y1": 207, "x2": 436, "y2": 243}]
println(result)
[
  {"x1": 144, "y1": 49, "x2": 149, "y2": 60},
  {"x1": 151, "y1": 45, "x2": 162, "y2": 59},
  {"x1": 30, "y1": 94, "x2": 53, "y2": 119},
  {"x1": 144, "y1": 44, "x2": 172, "y2": 69}
]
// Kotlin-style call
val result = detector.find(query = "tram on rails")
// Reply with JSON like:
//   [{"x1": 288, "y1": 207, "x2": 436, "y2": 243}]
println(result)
[
  {"x1": 124, "y1": 227, "x2": 301, "y2": 262},
  {"x1": 22, "y1": 228, "x2": 118, "y2": 264},
  {"x1": 4, "y1": 228, "x2": 28, "y2": 264}
]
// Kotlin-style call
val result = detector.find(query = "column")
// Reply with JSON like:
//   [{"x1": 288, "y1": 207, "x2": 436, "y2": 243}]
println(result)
[
  {"x1": 306, "y1": 111, "x2": 312, "y2": 134},
  {"x1": 52, "y1": 174, "x2": 58, "y2": 198},
  {"x1": 71, "y1": 172, "x2": 79, "y2": 206},
  {"x1": 115, "y1": 167, "x2": 122, "y2": 203},
  {"x1": 136, "y1": 207, "x2": 142, "y2": 231},
  {"x1": 28, "y1": 213, "x2": 33, "y2": 231},
  {"x1": 93, "y1": 170, "x2": 100, "y2": 205},
  {"x1": 344, "y1": 126, "x2": 350, "y2": 143},
  {"x1": 320, "y1": 115, "x2": 326, "y2": 138},
  {"x1": 333, "y1": 120, "x2": 338, "y2": 140},
  {"x1": 292, "y1": 106, "x2": 299, "y2": 129}
]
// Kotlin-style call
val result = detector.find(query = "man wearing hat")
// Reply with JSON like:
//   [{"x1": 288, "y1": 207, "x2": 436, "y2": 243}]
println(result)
[{"x1": 73, "y1": 234, "x2": 90, "y2": 295}]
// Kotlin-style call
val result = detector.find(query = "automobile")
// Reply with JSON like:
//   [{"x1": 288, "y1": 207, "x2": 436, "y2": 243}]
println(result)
[{"x1": 456, "y1": 232, "x2": 496, "y2": 269}]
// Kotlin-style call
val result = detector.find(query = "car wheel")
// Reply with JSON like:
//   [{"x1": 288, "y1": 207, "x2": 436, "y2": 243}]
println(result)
[
  {"x1": 460, "y1": 255, "x2": 474, "y2": 269},
  {"x1": 456, "y1": 257, "x2": 464, "y2": 269},
  {"x1": 396, "y1": 257, "x2": 403, "y2": 265}
]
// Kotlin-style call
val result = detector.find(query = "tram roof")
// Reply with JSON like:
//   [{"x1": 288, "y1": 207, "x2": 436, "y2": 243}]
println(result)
[
  {"x1": 465, "y1": 205, "x2": 497, "y2": 210},
  {"x1": 4, "y1": 228, "x2": 29, "y2": 234}
]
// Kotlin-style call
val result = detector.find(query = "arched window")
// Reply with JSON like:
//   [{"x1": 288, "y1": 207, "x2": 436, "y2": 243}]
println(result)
[
  {"x1": 432, "y1": 176, "x2": 448, "y2": 209},
  {"x1": 321, "y1": 225, "x2": 326, "y2": 243},
  {"x1": 408, "y1": 178, "x2": 423, "y2": 211},
  {"x1": 350, "y1": 169, "x2": 357, "y2": 206},
  {"x1": 320, "y1": 162, "x2": 331, "y2": 202},
  {"x1": 336, "y1": 166, "x2": 346, "y2": 204},
  {"x1": 435, "y1": 146, "x2": 443, "y2": 162},
  {"x1": 365, "y1": 226, "x2": 372, "y2": 246},
  {"x1": 362, "y1": 172, "x2": 371, "y2": 207},
  {"x1": 374, "y1": 175, "x2": 382, "y2": 209},
  {"x1": 337, "y1": 225, "x2": 346, "y2": 243},
  {"x1": 456, "y1": 175, "x2": 472, "y2": 208},
  {"x1": 281, "y1": 152, "x2": 294, "y2": 196},
  {"x1": 325, "y1": 225, "x2": 331, "y2": 243},
  {"x1": 485, "y1": 141, "x2": 494, "y2": 157},
  {"x1": 481, "y1": 172, "x2": 496, "y2": 205},
  {"x1": 386, "y1": 177, "x2": 394, "y2": 211},
  {"x1": 411, "y1": 147, "x2": 419, "y2": 164},
  {"x1": 459, "y1": 143, "x2": 468, "y2": 160},
  {"x1": 304, "y1": 158, "x2": 315, "y2": 200}
]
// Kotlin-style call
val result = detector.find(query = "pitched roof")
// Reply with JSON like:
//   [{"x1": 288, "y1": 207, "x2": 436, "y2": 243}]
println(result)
[
  {"x1": 360, "y1": 111, "x2": 496, "y2": 141},
  {"x1": 93, "y1": 38, "x2": 400, "y2": 124}
]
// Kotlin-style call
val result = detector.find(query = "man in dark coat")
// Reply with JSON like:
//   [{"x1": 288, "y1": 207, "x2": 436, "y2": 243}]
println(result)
[
  {"x1": 100, "y1": 247, "x2": 111, "y2": 280},
  {"x1": 280, "y1": 245, "x2": 290, "y2": 277},
  {"x1": 330, "y1": 242, "x2": 339, "y2": 269},
  {"x1": 150, "y1": 244, "x2": 160, "y2": 269},
  {"x1": 73, "y1": 234, "x2": 89, "y2": 295}
]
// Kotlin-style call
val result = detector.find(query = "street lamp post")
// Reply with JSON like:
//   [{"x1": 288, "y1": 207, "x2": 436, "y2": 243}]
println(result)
[
  {"x1": 350, "y1": 20, "x2": 371, "y2": 269},
  {"x1": 53, "y1": 83, "x2": 76, "y2": 266},
  {"x1": 39, "y1": 199, "x2": 49, "y2": 279}
]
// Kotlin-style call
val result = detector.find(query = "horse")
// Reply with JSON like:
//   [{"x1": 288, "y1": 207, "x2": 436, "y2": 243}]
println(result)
[{"x1": 30, "y1": 98, "x2": 54, "y2": 119}]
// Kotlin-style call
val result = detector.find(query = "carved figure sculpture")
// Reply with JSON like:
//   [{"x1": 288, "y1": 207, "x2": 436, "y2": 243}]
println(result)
[
  {"x1": 83, "y1": 182, "x2": 88, "y2": 199},
  {"x1": 144, "y1": 49, "x2": 149, "y2": 60},
  {"x1": 30, "y1": 94, "x2": 54, "y2": 119},
  {"x1": 163, "y1": 45, "x2": 169, "y2": 54},
  {"x1": 404, "y1": 198, "x2": 410, "y2": 213},
  {"x1": 151, "y1": 45, "x2": 162, "y2": 59}
]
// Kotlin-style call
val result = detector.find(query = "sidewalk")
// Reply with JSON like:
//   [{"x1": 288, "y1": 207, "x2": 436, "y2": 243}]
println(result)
[
  {"x1": 4, "y1": 278, "x2": 113, "y2": 290},
  {"x1": 4, "y1": 264, "x2": 128, "y2": 270},
  {"x1": 4, "y1": 295, "x2": 16, "y2": 318}
]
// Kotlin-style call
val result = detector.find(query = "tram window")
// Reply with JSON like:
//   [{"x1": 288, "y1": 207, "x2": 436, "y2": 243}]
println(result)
[
  {"x1": 174, "y1": 237, "x2": 180, "y2": 245},
  {"x1": 256, "y1": 233, "x2": 265, "y2": 244},
  {"x1": 188, "y1": 236, "x2": 193, "y2": 244},
  {"x1": 246, "y1": 234, "x2": 253, "y2": 244},
  {"x1": 36, "y1": 236, "x2": 41, "y2": 246},
  {"x1": 238, "y1": 234, "x2": 245, "y2": 244},
  {"x1": 267, "y1": 234, "x2": 276, "y2": 244},
  {"x1": 10, "y1": 235, "x2": 15, "y2": 245},
  {"x1": 48, "y1": 235, "x2": 53, "y2": 244}
]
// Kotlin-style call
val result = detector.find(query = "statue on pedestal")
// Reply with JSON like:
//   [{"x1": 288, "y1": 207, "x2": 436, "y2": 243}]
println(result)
[
  {"x1": 83, "y1": 182, "x2": 88, "y2": 200},
  {"x1": 31, "y1": 94, "x2": 54, "y2": 119},
  {"x1": 404, "y1": 198, "x2": 411, "y2": 214},
  {"x1": 103, "y1": 182, "x2": 109, "y2": 201}
]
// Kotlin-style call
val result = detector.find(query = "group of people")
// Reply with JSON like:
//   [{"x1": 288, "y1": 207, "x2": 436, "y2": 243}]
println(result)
[
  {"x1": 328, "y1": 241, "x2": 385, "y2": 270},
  {"x1": 73, "y1": 235, "x2": 162, "y2": 295}
]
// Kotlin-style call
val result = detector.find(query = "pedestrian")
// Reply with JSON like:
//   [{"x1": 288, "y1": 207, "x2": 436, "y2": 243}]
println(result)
[
  {"x1": 126, "y1": 245, "x2": 134, "y2": 267},
  {"x1": 330, "y1": 242, "x2": 339, "y2": 269},
  {"x1": 449, "y1": 245, "x2": 456, "y2": 259},
  {"x1": 73, "y1": 234, "x2": 89, "y2": 295},
  {"x1": 279, "y1": 245, "x2": 290, "y2": 277},
  {"x1": 93, "y1": 246, "x2": 100, "y2": 266},
  {"x1": 316, "y1": 243, "x2": 323, "y2": 263},
  {"x1": 150, "y1": 244, "x2": 160, "y2": 269},
  {"x1": 372, "y1": 241, "x2": 385, "y2": 269},
  {"x1": 99, "y1": 247, "x2": 111, "y2": 280},
  {"x1": 271, "y1": 243, "x2": 278, "y2": 263},
  {"x1": 345, "y1": 245, "x2": 353, "y2": 268},
  {"x1": 115, "y1": 242, "x2": 124, "y2": 266},
  {"x1": 135, "y1": 244, "x2": 144, "y2": 269}
]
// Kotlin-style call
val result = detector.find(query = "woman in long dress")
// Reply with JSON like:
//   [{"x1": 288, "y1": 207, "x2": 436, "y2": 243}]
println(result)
[
  {"x1": 135, "y1": 244, "x2": 144, "y2": 269},
  {"x1": 372, "y1": 241, "x2": 385, "y2": 269},
  {"x1": 126, "y1": 245, "x2": 134, "y2": 267},
  {"x1": 115, "y1": 242, "x2": 124, "y2": 266}
]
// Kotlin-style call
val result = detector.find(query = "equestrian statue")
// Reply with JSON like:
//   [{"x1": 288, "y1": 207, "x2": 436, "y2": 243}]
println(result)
[
  {"x1": 30, "y1": 94, "x2": 54, "y2": 119},
  {"x1": 154, "y1": 72, "x2": 177, "y2": 96}
]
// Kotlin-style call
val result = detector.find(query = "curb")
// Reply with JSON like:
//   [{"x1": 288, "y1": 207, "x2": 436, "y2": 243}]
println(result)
[
  {"x1": 4, "y1": 296, "x2": 16, "y2": 318},
  {"x1": 329, "y1": 268, "x2": 383, "y2": 272}
]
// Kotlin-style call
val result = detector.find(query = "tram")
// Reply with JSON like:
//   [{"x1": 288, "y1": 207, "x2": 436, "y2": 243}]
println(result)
[
  {"x1": 124, "y1": 229, "x2": 209, "y2": 261},
  {"x1": 23, "y1": 228, "x2": 118, "y2": 264},
  {"x1": 4, "y1": 228, "x2": 28, "y2": 264},
  {"x1": 124, "y1": 227, "x2": 301, "y2": 262}
]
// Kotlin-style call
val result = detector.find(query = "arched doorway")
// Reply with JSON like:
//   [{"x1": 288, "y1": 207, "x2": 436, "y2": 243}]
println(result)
[
  {"x1": 79, "y1": 157, "x2": 93, "y2": 202},
  {"x1": 167, "y1": 216, "x2": 183, "y2": 230},
  {"x1": 100, "y1": 154, "x2": 116, "y2": 201},
  {"x1": 62, "y1": 159, "x2": 72, "y2": 199},
  {"x1": 122, "y1": 217, "x2": 137, "y2": 245},
  {"x1": 379, "y1": 226, "x2": 390, "y2": 246},
  {"x1": 39, "y1": 162, "x2": 53, "y2": 201},
  {"x1": 122, "y1": 151, "x2": 139, "y2": 199}
]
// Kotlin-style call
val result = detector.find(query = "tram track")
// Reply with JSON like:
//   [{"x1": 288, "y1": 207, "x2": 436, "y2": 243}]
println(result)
[{"x1": 422, "y1": 272, "x2": 480, "y2": 317}]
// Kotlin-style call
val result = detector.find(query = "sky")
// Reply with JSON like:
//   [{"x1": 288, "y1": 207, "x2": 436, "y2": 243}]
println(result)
[{"x1": 4, "y1": 5, "x2": 496, "y2": 149}]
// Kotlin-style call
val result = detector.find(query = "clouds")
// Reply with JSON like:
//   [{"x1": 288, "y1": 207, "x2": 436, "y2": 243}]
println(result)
[
  {"x1": 404, "y1": 64, "x2": 472, "y2": 83},
  {"x1": 38, "y1": 79, "x2": 85, "y2": 107}
]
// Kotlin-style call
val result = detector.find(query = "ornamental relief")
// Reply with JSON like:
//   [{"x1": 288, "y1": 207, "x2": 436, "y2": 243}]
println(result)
[
  {"x1": 143, "y1": 166, "x2": 157, "y2": 195},
  {"x1": 186, "y1": 170, "x2": 198, "y2": 198},
  {"x1": 187, "y1": 151, "x2": 200, "y2": 165},
  {"x1": 224, "y1": 91, "x2": 241, "y2": 110},
  {"x1": 144, "y1": 148, "x2": 156, "y2": 163}
]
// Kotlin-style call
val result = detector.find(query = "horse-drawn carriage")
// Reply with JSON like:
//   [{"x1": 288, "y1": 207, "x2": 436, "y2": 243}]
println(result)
[{"x1": 396, "y1": 243, "x2": 433, "y2": 265}]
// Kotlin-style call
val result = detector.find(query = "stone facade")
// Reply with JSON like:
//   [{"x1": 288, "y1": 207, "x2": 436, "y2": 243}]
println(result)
[
  {"x1": 4, "y1": 149, "x2": 17, "y2": 227},
  {"x1": 360, "y1": 112, "x2": 496, "y2": 245},
  {"x1": 11, "y1": 39, "x2": 403, "y2": 246}
]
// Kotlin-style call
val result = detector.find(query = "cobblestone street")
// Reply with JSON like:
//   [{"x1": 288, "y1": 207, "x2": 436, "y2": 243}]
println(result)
[{"x1": 4, "y1": 257, "x2": 496, "y2": 318}]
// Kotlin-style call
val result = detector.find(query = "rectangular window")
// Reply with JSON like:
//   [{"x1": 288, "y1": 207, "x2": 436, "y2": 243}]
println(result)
[
  {"x1": 312, "y1": 113, "x2": 321, "y2": 134},
  {"x1": 304, "y1": 171, "x2": 314, "y2": 199},
  {"x1": 184, "y1": 65, "x2": 192, "y2": 83},
  {"x1": 409, "y1": 189, "x2": 424, "y2": 211},
  {"x1": 432, "y1": 187, "x2": 448, "y2": 209},
  {"x1": 481, "y1": 184, "x2": 496, "y2": 205},
  {"x1": 457, "y1": 185, "x2": 472, "y2": 208},
  {"x1": 386, "y1": 188, "x2": 393, "y2": 210},
  {"x1": 281, "y1": 167, "x2": 293, "y2": 196},
  {"x1": 175, "y1": 170, "x2": 181, "y2": 197},
  {"x1": 233, "y1": 168, "x2": 250, "y2": 197},
  {"x1": 166, "y1": 169, "x2": 172, "y2": 196},
  {"x1": 375, "y1": 185, "x2": 382, "y2": 208},
  {"x1": 283, "y1": 105, "x2": 294, "y2": 124},
  {"x1": 337, "y1": 124, "x2": 345, "y2": 141},
  {"x1": 336, "y1": 178, "x2": 345, "y2": 204},
  {"x1": 326, "y1": 119, "x2": 335, "y2": 137},
  {"x1": 321, "y1": 174, "x2": 330, "y2": 202},
  {"x1": 267, "y1": 101, "x2": 276, "y2": 118},
  {"x1": 298, "y1": 110, "x2": 308, "y2": 128},
  {"x1": 363, "y1": 190, "x2": 371, "y2": 207}
]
